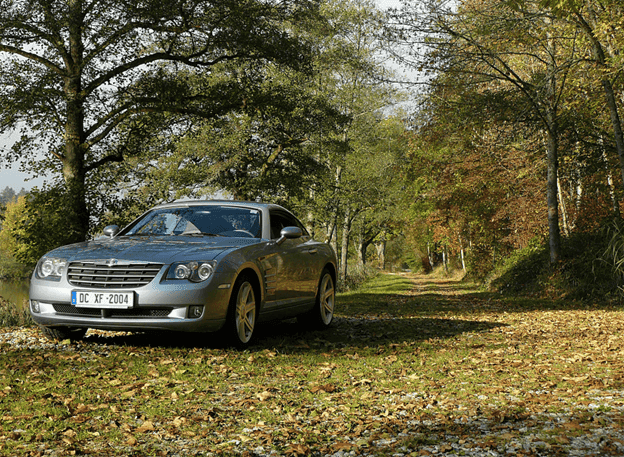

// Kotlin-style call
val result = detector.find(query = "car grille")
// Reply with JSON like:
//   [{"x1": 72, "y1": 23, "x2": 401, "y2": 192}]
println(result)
[
  {"x1": 53, "y1": 305, "x2": 173, "y2": 318},
  {"x1": 67, "y1": 261, "x2": 163, "y2": 289}
]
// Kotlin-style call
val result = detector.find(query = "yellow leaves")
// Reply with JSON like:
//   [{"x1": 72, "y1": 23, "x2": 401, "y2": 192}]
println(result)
[
  {"x1": 136, "y1": 421, "x2": 155, "y2": 433},
  {"x1": 256, "y1": 391, "x2": 272, "y2": 401},
  {"x1": 562, "y1": 375, "x2": 589, "y2": 383},
  {"x1": 124, "y1": 433, "x2": 138, "y2": 446},
  {"x1": 332, "y1": 441, "x2": 355, "y2": 452},
  {"x1": 0, "y1": 195, "x2": 27, "y2": 259}
]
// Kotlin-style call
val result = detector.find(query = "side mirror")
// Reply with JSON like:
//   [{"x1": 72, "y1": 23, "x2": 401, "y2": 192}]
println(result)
[
  {"x1": 103, "y1": 225, "x2": 120, "y2": 238},
  {"x1": 276, "y1": 226, "x2": 302, "y2": 245}
]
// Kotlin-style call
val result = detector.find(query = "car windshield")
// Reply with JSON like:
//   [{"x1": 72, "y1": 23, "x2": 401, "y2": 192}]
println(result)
[{"x1": 123, "y1": 206, "x2": 262, "y2": 238}]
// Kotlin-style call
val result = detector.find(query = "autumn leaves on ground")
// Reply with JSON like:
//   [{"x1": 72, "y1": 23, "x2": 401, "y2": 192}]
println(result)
[{"x1": 1, "y1": 274, "x2": 624, "y2": 456}]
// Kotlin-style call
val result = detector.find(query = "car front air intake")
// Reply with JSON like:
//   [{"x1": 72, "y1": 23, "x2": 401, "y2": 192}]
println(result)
[{"x1": 67, "y1": 261, "x2": 163, "y2": 289}]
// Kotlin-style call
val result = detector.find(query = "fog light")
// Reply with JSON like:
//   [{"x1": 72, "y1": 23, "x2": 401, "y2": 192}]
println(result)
[
  {"x1": 31, "y1": 300, "x2": 40, "y2": 314},
  {"x1": 189, "y1": 305, "x2": 203, "y2": 318}
]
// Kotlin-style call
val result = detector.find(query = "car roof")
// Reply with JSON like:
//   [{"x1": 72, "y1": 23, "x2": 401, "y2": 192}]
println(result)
[{"x1": 153, "y1": 199, "x2": 288, "y2": 212}]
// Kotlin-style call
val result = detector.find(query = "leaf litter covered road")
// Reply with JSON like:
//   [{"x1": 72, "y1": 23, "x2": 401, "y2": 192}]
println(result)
[{"x1": 1, "y1": 273, "x2": 624, "y2": 456}]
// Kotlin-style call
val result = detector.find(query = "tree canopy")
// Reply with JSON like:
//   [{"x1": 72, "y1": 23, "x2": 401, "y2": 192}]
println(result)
[{"x1": 0, "y1": 0, "x2": 322, "y2": 242}]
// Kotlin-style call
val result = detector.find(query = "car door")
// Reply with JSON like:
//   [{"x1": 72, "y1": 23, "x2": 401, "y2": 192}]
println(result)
[{"x1": 261, "y1": 210, "x2": 317, "y2": 310}]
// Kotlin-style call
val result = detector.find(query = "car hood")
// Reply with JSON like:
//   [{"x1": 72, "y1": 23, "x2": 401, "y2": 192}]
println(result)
[{"x1": 46, "y1": 236, "x2": 264, "y2": 264}]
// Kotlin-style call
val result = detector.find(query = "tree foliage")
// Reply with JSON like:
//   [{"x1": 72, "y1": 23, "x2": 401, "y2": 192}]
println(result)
[
  {"x1": 385, "y1": 0, "x2": 624, "y2": 275},
  {"x1": 0, "y1": 0, "x2": 322, "y2": 243}
]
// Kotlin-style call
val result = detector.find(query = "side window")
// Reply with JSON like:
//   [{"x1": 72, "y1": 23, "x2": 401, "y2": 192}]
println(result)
[{"x1": 270, "y1": 211, "x2": 309, "y2": 239}]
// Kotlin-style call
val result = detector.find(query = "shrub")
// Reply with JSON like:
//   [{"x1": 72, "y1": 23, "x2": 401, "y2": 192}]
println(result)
[
  {"x1": 488, "y1": 221, "x2": 624, "y2": 301},
  {"x1": 341, "y1": 263, "x2": 380, "y2": 292},
  {"x1": 0, "y1": 298, "x2": 33, "y2": 328}
]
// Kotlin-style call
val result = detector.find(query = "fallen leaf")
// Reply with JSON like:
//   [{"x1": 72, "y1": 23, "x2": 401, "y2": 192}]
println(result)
[
  {"x1": 257, "y1": 391, "x2": 272, "y2": 401},
  {"x1": 136, "y1": 421, "x2": 155, "y2": 433}
]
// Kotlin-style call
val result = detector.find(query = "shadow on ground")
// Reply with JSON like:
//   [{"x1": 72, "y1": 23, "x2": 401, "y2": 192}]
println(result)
[{"x1": 74, "y1": 314, "x2": 505, "y2": 352}]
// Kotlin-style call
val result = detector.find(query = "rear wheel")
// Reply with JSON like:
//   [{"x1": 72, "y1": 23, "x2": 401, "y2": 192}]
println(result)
[
  {"x1": 300, "y1": 268, "x2": 335, "y2": 329},
  {"x1": 226, "y1": 276, "x2": 257, "y2": 348},
  {"x1": 40, "y1": 326, "x2": 87, "y2": 341}
]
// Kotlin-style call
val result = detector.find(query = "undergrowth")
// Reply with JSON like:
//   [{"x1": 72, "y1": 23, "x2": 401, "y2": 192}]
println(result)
[
  {"x1": 0, "y1": 255, "x2": 30, "y2": 280},
  {"x1": 488, "y1": 220, "x2": 624, "y2": 301},
  {"x1": 340, "y1": 263, "x2": 380, "y2": 291},
  {"x1": 0, "y1": 298, "x2": 33, "y2": 327}
]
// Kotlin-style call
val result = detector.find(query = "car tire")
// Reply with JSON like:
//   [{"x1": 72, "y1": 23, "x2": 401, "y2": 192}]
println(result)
[
  {"x1": 225, "y1": 275, "x2": 257, "y2": 348},
  {"x1": 300, "y1": 268, "x2": 335, "y2": 329},
  {"x1": 39, "y1": 326, "x2": 87, "y2": 341}
]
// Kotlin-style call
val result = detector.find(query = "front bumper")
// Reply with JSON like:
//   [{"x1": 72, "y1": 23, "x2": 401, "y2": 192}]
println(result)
[{"x1": 29, "y1": 270, "x2": 234, "y2": 333}]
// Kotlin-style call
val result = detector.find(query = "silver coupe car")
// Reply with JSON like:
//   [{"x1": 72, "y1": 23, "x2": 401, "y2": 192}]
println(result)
[{"x1": 29, "y1": 200, "x2": 337, "y2": 347}]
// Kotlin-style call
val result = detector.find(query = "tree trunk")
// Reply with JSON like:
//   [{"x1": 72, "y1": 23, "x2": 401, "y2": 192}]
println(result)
[
  {"x1": 325, "y1": 165, "x2": 342, "y2": 254},
  {"x1": 557, "y1": 176, "x2": 569, "y2": 237},
  {"x1": 357, "y1": 230, "x2": 366, "y2": 267},
  {"x1": 575, "y1": 11, "x2": 624, "y2": 192},
  {"x1": 458, "y1": 235, "x2": 466, "y2": 272},
  {"x1": 546, "y1": 124, "x2": 561, "y2": 264},
  {"x1": 601, "y1": 78, "x2": 624, "y2": 188},
  {"x1": 63, "y1": 0, "x2": 89, "y2": 243},
  {"x1": 376, "y1": 230, "x2": 386, "y2": 270},
  {"x1": 427, "y1": 242, "x2": 434, "y2": 269},
  {"x1": 602, "y1": 143, "x2": 619, "y2": 215},
  {"x1": 339, "y1": 208, "x2": 351, "y2": 285},
  {"x1": 545, "y1": 26, "x2": 561, "y2": 265}
]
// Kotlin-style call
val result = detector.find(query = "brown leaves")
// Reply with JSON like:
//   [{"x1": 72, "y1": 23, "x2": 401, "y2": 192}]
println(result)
[
  {"x1": 284, "y1": 443, "x2": 310, "y2": 455},
  {"x1": 309, "y1": 384, "x2": 337, "y2": 394},
  {"x1": 136, "y1": 421, "x2": 155, "y2": 433}
]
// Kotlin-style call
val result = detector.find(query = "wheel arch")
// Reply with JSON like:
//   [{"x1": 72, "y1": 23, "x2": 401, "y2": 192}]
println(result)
[
  {"x1": 321, "y1": 262, "x2": 337, "y2": 288},
  {"x1": 232, "y1": 266, "x2": 263, "y2": 311}
]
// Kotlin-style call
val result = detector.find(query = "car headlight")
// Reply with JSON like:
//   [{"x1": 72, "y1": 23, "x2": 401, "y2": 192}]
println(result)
[
  {"x1": 37, "y1": 257, "x2": 67, "y2": 280},
  {"x1": 167, "y1": 261, "x2": 216, "y2": 282}
]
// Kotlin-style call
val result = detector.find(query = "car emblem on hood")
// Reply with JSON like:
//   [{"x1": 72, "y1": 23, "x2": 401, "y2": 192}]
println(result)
[{"x1": 107, "y1": 259, "x2": 118, "y2": 267}]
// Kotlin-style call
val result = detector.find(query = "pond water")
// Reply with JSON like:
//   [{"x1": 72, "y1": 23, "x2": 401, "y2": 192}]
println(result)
[{"x1": 0, "y1": 279, "x2": 30, "y2": 310}]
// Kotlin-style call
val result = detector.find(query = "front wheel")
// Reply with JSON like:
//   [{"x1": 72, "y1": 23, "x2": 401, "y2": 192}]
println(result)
[{"x1": 225, "y1": 276, "x2": 257, "y2": 348}]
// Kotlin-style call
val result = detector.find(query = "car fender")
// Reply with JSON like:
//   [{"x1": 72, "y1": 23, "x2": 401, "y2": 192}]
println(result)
[{"x1": 216, "y1": 251, "x2": 266, "y2": 312}]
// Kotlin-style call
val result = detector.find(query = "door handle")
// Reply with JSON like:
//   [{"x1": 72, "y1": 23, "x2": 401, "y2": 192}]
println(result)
[{"x1": 308, "y1": 248, "x2": 318, "y2": 254}]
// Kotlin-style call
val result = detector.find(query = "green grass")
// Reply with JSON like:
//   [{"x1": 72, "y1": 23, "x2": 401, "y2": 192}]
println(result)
[{"x1": 1, "y1": 273, "x2": 624, "y2": 456}]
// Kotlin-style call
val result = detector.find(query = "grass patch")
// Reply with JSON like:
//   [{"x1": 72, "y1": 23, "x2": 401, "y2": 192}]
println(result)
[{"x1": 1, "y1": 273, "x2": 624, "y2": 456}]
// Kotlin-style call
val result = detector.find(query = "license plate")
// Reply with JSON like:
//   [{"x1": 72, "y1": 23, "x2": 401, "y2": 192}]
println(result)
[{"x1": 72, "y1": 291, "x2": 134, "y2": 308}]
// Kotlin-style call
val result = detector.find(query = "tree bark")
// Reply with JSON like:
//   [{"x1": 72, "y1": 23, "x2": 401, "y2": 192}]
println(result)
[
  {"x1": 357, "y1": 229, "x2": 366, "y2": 267},
  {"x1": 63, "y1": 0, "x2": 89, "y2": 243},
  {"x1": 546, "y1": 124, "x2": 561, "y2": 264},
  {"x1": 557, "y1": 176, "x2": 570, "y2": 237},
  {"x1": 339, "y1": 208, "x2": 351, "y2": 285},
  {"x1": 376, "y1": 232, "x2": 386, "y2": 270}
]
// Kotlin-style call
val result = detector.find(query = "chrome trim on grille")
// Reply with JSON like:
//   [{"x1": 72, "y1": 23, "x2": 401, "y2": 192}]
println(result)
[{"x1": 67, "y1": 261, "x2": 163, "y2": 289}]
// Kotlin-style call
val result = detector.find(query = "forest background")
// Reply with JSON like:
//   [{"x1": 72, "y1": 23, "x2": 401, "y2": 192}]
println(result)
[{"x1": 1, "y1": 0, "x2": 624, "y2": 301}]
